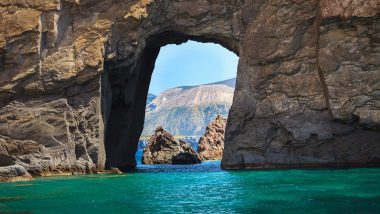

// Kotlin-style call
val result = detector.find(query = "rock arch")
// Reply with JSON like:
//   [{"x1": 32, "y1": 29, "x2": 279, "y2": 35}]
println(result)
[
  {"x1": 0, "y1": 0, "x2": 379, "y2": 175},
  {"x1": 103, "y1": 31, "x2": 240, "y2": 170}
]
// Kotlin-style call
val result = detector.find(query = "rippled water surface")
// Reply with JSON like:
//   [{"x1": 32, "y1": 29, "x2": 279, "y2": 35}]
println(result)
[{"x1": 0, "y1": 161, "x2": 380, "y2": 213}]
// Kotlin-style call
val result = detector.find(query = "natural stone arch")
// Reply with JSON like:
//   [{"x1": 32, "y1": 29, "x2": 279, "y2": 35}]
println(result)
[
  {"x1": 0, "y1": 0, "x2": 379, "y2": 175},
  {"x1": 103, "y1": 33, "x2": 241, "y2": 170},
  {"x1": 100, "y1": 1, "x2": 245, "y2": 170}
]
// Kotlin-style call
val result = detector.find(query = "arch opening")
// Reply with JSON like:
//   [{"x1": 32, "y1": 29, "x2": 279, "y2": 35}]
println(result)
[{"x1": 102, "y1": 32, "x2": 240, "y2": 171}]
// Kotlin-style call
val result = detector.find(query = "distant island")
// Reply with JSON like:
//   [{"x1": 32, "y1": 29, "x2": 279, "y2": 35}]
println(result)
[{"x1": 142, "y1": 78, "x2": 236, "y2": 137}]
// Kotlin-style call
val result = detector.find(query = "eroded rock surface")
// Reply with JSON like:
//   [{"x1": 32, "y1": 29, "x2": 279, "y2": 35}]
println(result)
[
  {"x1": 0, "y1": 99, "x2": 98, "y2": 176},
  {"x1": 142, "y1": 127, "x2": 201, "y2": 164},
  {"x1": 0, "y1": 165, "x2": 32, "y2": 182},
  {"x1": 198, "y1": 115, "x2": 226, "y2": 160},
  {"x1": 0, "y1": 0, "x2": 379, "y2": 174},
  {"x1": 221, "y1": 1, "x2": 380, "y2": 169}
]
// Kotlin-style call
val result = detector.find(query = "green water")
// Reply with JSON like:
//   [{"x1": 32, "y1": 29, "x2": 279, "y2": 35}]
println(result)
[{"x1": 0, "y1": 161, "x2": 379, "y2": 213}]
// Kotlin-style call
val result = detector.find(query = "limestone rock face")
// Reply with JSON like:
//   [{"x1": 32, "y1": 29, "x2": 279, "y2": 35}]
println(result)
[
  {"x1": 142, "y1": 127, "x2": 201, "y2": 165},
  {"x1": 0, "y1": 0, "x2": 379, "y2": 174},
  {"x1": 198, "y1": 116, "x2": 226, "y2": 161}
]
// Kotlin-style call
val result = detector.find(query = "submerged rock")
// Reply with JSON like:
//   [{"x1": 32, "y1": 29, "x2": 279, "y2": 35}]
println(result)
[
  {"x1": 0, "y1": 165, "x2": 32, "y2": 182},
  {"x1": 142, "y1": 127, "x2": 201, "y2": 164},
  {"x1": 198, "y1": 116, "x2": 226, "y2": 160}
]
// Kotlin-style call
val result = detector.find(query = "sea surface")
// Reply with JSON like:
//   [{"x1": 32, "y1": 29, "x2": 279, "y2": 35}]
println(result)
[{"x1": 0, "y1": 158, "x2": 380, "y2": 213}]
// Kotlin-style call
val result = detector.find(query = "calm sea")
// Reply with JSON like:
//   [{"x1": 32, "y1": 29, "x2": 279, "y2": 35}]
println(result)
[{"x1": 0, "y1": 152, "x2": 379, "y2": 213}]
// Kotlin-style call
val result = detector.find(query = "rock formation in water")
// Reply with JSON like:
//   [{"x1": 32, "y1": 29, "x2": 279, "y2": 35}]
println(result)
[
  {"x1": 0, "y1": 0, "x2": 379, "y2": 175},
  {"x1": 142, "y1": 127, "x2": 201, "y2": 164},
  {"x1": 172, "y1": 152, "x2": 202, "y2": 165},
  {"x1": 198, "y1": 115, "x2": 226, "y2": 160},
  {"x1": 142, "y1": 78, "x2": 235, "y2": 137}
]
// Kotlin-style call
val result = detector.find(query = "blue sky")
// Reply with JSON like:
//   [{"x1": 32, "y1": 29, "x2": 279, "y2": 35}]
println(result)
[{"x1": 149, "y1": 41, "x2": 239, "y2": 95}]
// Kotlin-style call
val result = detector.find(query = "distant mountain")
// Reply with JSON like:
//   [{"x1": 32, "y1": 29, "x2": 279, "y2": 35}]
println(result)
[
  {"x1": 206, "y1": 78, "x2": 236, "y2": 88},
  {"x1": 146, "y1": 93, "x2": 156, "y2": 104},
  {"x1": 142, "y1": 78, "x2": 236, "y2": 137}
]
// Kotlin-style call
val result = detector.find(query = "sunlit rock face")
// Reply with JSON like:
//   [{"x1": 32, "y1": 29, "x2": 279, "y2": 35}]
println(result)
[
  {"x1": 0, "y1": 0, "x2": 379, "y2": 174},
  {"x1": 198, "y1": 115, "x2": 226, "y2": 161}
]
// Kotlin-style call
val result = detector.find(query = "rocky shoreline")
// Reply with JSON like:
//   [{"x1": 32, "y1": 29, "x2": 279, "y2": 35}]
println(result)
[{"x1": 0, "y1": 165, "x2": 32, "y2": 182}]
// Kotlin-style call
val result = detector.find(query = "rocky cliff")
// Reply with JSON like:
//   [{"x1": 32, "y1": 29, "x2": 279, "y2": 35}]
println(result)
[
  {"x1": 0, "y1": 0, "x2": 379, "y2": 175},
  {"x1": 198, "y1": 115, "x2": 226, "y2": 160},
  {"x1": 142, "y1": 78, "x2": 235, "y2": 137}
]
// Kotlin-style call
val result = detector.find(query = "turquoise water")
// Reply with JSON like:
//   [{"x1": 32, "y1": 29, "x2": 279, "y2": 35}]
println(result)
[{"x1": 0, "y1": 161, "x2": 380, "y2": 213}]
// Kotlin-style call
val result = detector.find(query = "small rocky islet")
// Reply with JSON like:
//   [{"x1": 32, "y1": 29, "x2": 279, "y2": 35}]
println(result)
[
  {"x1": 142, "y1": 126, "x2": 202, "y2": 165},
  {"x1": 142, "y1": 116, "x2": 227, "y2": 165}
]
